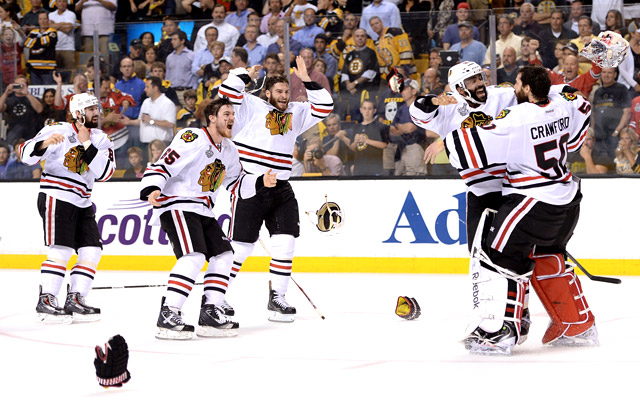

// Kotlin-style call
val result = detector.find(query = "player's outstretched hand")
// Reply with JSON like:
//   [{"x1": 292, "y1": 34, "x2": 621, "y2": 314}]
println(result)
[
  {"x1": 148, "y1": 190, "x2": 161, "y2": 206},
  {"x1": 42, "y1": 133, "x2": 65, "y2": 148},
  {"x1": 263, "y1": 169, "x2": 277, "y2": 188},
  {"x1": 94, "y1": 335, "x2": 131, "y2": 388},
  {"x1": 248, "y1": 65, "x2": 263, "y2": 80},
  {"x1": 424, "y1": 140, "x2": 445, "y2": 164},
  {"x1": 293, "y1": 55, "x2": 311, "y2": 82},
  {"x1": 432, "y1": 94, "x2": 458, "y2": 106}
]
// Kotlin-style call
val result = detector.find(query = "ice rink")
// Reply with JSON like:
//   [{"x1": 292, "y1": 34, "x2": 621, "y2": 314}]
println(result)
[{"x1": 0, "y1": 268, "x2": 637, "y2": 399}]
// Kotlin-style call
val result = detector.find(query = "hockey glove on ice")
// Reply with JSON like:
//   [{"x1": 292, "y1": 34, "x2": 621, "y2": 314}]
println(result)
[
  {"x1": 395, "y1": 296, "x2": 421, "y2": 320},
  {"x1": 94, "y1": 334, "x2": 131, "y2": 388}
]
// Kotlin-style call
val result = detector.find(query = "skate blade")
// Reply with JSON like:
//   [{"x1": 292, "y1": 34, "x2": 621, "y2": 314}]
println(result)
[
  {"x1": 465, "y1": 340, "x2": 513, "y2": 356},
  {"x1": 196, "y1": 325, "x2": 239, "y2": 338},
  {"x1": 155, "y1": 327, "x2": 193, "y2": 340},
  {"x1": 36, "y1": 313, "x2": 73, "y2": 325},
  {"x1": 547, "y1": 325, "x2": 599, "y2": 347},
  {"x1": 517, "y1": 333, "x2": 528, "y2": 345},
  {"x1": 71, "y1": 313, "x2": 101, "y2": 323},
  {"x1": 268, "y1": 311, "x2": 295, "y2": 323}
]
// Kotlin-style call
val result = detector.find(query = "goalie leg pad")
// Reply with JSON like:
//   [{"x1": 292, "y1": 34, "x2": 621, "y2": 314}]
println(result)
[
  {"x1": 464, "y1": 258, "x2": 526, "y2": 355},
  {"x1": 531, "y1": 254, "x2": 596, "y2": 345}
]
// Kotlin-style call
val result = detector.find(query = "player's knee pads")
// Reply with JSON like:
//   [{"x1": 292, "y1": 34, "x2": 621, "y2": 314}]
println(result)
[
  {"x1": 467, "y1": 257, "x2": 526, "y2": 340},
  {"x1": 270, "y1": 234, "x2": 295, "y2": 260},
  {"x1": 77, "y1": 246, "x2": 102, "y2": 268},
  {"x1": 208, "y1": 251, "x2": 233, "y2": 272},
  {"x1": 175, "y1": 252, "x2": 207, "y2": 278},
  {"x1": 531, "y1": 253, "x2": 595, "y2": 344},
  {"x1": 231, "y1": 241, "x2": 254, "y2": 264},
  {"x1": 46, "y1": 245, "x2": 74, "y2": 266}
]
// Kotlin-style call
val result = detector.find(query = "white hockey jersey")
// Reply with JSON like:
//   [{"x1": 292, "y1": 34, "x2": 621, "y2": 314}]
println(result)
[
  {"x1": 141, "y1": 127, "x2": 260, "y2": 222},
  {"x1": 219, "y1": 70, "x2": 334, "y2": 181},
  {"x1": 20, "y1": 122, "x2": 116, "y2": 208},
  {"x1": 410, "y1": 85, "x2": 517, "y2": 196},
  {"x1": 444, "y1": 91, "x2": 591, "y2": 206}
]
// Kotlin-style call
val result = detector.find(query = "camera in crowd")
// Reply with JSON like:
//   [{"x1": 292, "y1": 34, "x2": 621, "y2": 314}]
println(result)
[
  {"x1": 311, "y1": 149, "x2": 324, "y2": 159},
  {"x1": 12, "y1": 84, "x2": 24, "y2": 90}
]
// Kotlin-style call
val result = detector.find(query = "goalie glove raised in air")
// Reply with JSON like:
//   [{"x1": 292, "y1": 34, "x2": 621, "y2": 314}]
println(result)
[
  {"x1": 395, "y1": 296, "x2": 421, "y2": 320},
  {"x1": 94, "y1": 334, "x2": 131, "y2": 388}
]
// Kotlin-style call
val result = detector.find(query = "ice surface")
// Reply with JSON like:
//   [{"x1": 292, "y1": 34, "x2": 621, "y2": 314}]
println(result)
[{"x1": 0, "y1": 269, "x2": 637, "y2": 399}]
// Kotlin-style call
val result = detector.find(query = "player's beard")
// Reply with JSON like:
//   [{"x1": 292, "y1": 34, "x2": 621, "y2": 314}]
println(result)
[
  {"x1": 470, "y1": 85, "x2": 487, "y2": 103},
  {"x1": 268, "y1": 94, "x2": 289, "y2": 111},
  {"x1": 216, "y1": 118, "x2": 233, "y2": 138},
  {"x1": 515, "y1": 86, "x2": 528, "y2": 104},
  {"x1": 84, "y1": 116, "x2": 99, "y2": 128}
]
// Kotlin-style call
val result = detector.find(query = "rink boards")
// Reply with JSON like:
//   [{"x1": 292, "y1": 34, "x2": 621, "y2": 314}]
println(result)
[{"x1": 1, "y1": 178, "x2": 638, "y2": 275}]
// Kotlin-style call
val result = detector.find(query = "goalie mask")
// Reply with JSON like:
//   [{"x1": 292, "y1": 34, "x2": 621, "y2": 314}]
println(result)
[
  {"x1": 580, "y1": 30, "x2": 629, "y2": 68},
  {"x1": 308, "y1": 200, "x2": 344, "y2": 233}
]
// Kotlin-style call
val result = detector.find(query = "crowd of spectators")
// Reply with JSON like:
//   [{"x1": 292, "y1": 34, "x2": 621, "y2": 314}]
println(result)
[{"x1": 0, "y1": 0, "x2": 639, "y2": 180}]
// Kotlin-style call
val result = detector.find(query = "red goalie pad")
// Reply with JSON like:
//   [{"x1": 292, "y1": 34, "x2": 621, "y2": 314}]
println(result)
[{"x1": 531, "y1": 254, "x2": 595, "y2": 344}]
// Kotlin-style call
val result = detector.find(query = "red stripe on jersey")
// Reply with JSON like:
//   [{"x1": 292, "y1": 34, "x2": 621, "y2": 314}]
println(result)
[
  {"x1": 269, "y1": 262, "x2": 292, "y2": 271},
  {"x1": 157, "y1": 195, "x2": 177, "y2": 202},
  {"x1": 238, "y1": 149, "x2": 293, "y2": 165},
  {"x1": 461, "y1": 128, "x2": 480, "y2": 168},
  {"x1": 168, "y1": 280, "x2": 193, "y2": 291},
  {"x1": 204, "y1": 279, "x2": 229, "y2": 287},
  {"x1": 461, "y1": 169, "x2": 484, "y2": 179},
  {"x1": 42, "y1": 262, "x2": 66, "y2": 271},
  {"x1": 410, "y1": 115, "x2": 430, "y2": 125},
  {"x1": 310, "y1": 104, "x2": 332, "y2": 114},
  {"x1": 145, "y1": 167, "x2": 168, "y2": 174},
  {"x1": 231, "y1": 267, "x2": 240, "y2": 272},
  {"x1": 494, "y1": 197, "x2": 534, "y2": 250},
  {"x1": 174, "y1": 210, "x2": 191, "y2": 254},
  {"x1": 73, "y1": 265, "x2": 96, "y2": 274},
  {"x1": 47, "y1": 197, "x2": 53, "y2": 245},
  {"x1": 41, "y1": 179, "x2": 90, "y2": 197},
  {"x1": 219, "y1": 88, "x2": 242, "y2": 99},
  {"x1": 101, "y1": 168, "x2": 115, "y2": 182},
  {"x1": 507, "y1": 175, "x2": 543, "y2": 183}
]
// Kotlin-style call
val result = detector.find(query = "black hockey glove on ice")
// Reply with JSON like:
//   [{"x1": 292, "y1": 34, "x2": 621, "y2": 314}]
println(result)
[
  {"x1": 395, "y1": 296, "x2": 421, "y2": 320},
  {"x1": 94, "y1": 334, "x2": 131, "y2": 388}
]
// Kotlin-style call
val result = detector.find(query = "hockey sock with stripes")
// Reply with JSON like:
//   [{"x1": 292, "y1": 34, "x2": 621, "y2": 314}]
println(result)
[
  {"x1": 70, "y1": 246, "x2": 101, "y2": 297},
  {"x1": 269, "y1": 234, "x2": 295, "y2": 294},
  {"x1": 204, "y1": 251, "x2": 233, "y2": 305},
  {"x1": 229, "y1": 241, "x2": 255, "y2": 284},
  {"x1": 40, "y1": 245, "x2": 74, "y2": 296},
  {"x1": 164, "y1": 252, "x2": 206, "y2": 310}
]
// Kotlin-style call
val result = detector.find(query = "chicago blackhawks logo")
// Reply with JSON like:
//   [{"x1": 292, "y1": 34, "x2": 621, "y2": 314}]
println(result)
[
  {"x1": 560, "y1": 92, "x2": 577, "y2": 101},
  {"x1": 63, "y1": 146, "x2": 89, "y2": 174},
  {"x1": 460, "y1": 111, "x2": 493, "y2": 128},
  {"x1": 266, "y1": 110, "x2": 293, "y2": 136},
  {"x1": 496, "y1": 109, "x2": 511, "y2": 119},
  {"x1": 181, "y1": 130, "x2": 198, "y2": 143},
  {"x1": 198, "y1": 159, "x2": 226, "y2": 192}
]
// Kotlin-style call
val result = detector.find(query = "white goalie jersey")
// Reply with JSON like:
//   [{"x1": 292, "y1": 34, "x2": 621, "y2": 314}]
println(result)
[
  {"x1": 219, "y1": 70, "x2": 333, "y2": 181},
  {"x1": 444, "y1": 91, "x2": 591, "y2": 206},
  {"x1": 20, "y1": 122, "x2": 116, "y2": 208},
  {"x1": 141, "y1": 127, "x2": 260, "y2": 222}
]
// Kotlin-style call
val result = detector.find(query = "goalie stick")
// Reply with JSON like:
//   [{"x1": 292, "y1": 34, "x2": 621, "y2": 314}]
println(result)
[
  {"x1": 566, "y1": 252, "x2": 622, "y2": 284},
  {"x1": 259, "y1": 238, "x2": 326, "y2": 320}
]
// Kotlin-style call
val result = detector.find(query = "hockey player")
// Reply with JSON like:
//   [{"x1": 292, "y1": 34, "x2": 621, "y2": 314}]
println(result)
[
  {"x1": 140, "y1": 97, "x2": 278, "y2": 340},
  {"x1": 444, "y1": 65, "x2": 597, "y2": 354},
  {"x1": 218, "y1": 55, "x2": 333, "y2": 322},
  {"x1": 20, "y1": 93, "x2": 116, "y2": 323},
  {"x1": 410, "y1": 62, "x2": 519, "y2": 247}
]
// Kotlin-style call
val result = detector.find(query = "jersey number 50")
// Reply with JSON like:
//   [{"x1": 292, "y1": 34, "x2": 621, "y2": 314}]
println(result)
[{"x1": 534, "y1": 133, "x2": 569, "y2": 179}]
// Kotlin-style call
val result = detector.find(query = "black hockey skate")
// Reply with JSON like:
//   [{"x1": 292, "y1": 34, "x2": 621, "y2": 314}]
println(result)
[
  {"x1": 64, "y1": 285, "x2": 101, "y2": 322},
  {"x1": 464, "y1": 321, "x2": 518, "y2": 355},
  {"x1": 518, "y1": 308, "x2": 531, "y2": 345},
  {"x1": 155, "y1": 297, "x2": 194, "y2": 340},
  {"x1": 196, "y1": 296, "x2": 239, "y2": 338},
  {"x1": 219, "y1": 298, "x2": 235, "y2": 316},
  {"x1": 268, "y1": 283, "x2": 296, "y2": 323},
  {"x1": 36, "y1": 286, "x2": 72, "y2": 324}
]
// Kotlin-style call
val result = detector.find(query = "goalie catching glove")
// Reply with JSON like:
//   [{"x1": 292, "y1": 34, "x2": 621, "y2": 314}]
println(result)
[
  {"x1": 395, "y1": 296, "x2": 421, "y2": 320},
  {"x1": 94, "y1": 334, "x2": 131, "y2": 388}
]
